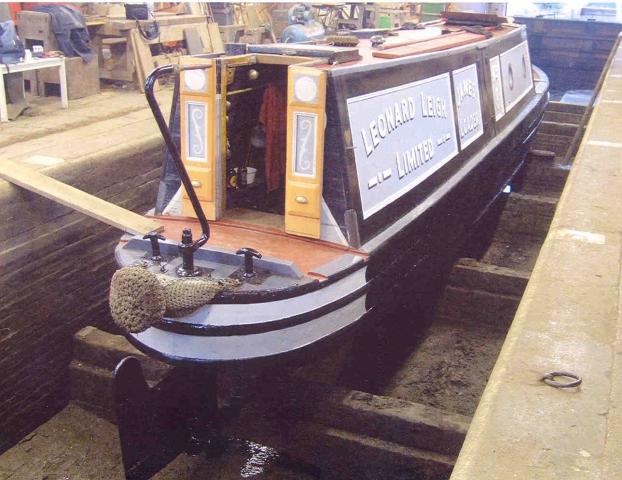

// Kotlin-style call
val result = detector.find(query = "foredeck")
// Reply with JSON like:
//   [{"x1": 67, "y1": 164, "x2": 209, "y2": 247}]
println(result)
[{"x1": 147, "y1": 215, "x2": 367, "y2": 278}]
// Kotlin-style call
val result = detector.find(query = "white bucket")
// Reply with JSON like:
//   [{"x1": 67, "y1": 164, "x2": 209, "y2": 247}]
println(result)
[{"x1": 234, "y1": 167, "x2": 257, "y2": 185}]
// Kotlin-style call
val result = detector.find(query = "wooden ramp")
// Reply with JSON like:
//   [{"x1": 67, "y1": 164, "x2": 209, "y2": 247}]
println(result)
[{"x1": 0, "y1": 159, "x2": 163, "y2": 236}]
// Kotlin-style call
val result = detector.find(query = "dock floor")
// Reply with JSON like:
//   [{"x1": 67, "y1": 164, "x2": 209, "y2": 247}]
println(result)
[
  {"x1": 0, "y1": 87, "x2": 173, "y2": 166},
  {"x1": 0, "y1": 404, "x2": 312, "y2": 480}
]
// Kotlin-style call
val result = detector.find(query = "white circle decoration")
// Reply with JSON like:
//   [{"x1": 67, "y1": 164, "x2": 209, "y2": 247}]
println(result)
[
  {"x1": 295, "y1": 76, "x2": 318, "y2": 103},
  {"x1": 184, "y1": 70, "x2": 207, "y2": 92}
]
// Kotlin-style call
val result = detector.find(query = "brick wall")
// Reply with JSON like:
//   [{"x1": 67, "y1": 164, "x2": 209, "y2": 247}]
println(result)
[{"x1": 0, "y1": 143, "x2": 163, "y2": 452}]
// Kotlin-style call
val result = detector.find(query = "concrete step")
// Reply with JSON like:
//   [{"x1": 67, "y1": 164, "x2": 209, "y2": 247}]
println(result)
[
  {"x1": 436, "y1": 285, "x2": 521, "y2": 329},
  {"x1": 69, "y1": 327, "x2": 171, "y2": 420},
  {"x1": 69, "y1": 360, "x2": 117, "y2": 423},
  {"x1": 538, "y1": 120, "x2": 579, "y2": 137},
  {"x1": 227, "y1": 379, "x2": 468, "y2": 479},
  {"x1": 230, "y1": 421, "x2": 455, "y2": 480},
  {"x1": 532, "y1": 132, "x2": 573, "y2": 157},
  {"x1": 519, "y1": 158, "x2": 570, "y2": 197},
  {"x1": 494, "y1": 192, "x2": 558, "y2": 241},
  {"x1": 73, "y1": 326, "x2": 171, "y2": 382},
  {"x1": 543, "y1": 110, "x2": 583, "y2": 125},
  {"x1": 547, "y1": 101, "x2": 586, "y2": 115}
]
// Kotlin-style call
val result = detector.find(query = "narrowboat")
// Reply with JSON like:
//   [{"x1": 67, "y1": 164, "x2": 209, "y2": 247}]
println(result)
[{"x1": 110, "y1": 16, "x2": 549, "y2": 477}]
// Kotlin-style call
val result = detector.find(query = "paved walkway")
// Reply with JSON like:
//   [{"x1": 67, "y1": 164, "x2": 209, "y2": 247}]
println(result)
[{"x1": 0, "y1": 87, "x2": 173, "y2": 173}]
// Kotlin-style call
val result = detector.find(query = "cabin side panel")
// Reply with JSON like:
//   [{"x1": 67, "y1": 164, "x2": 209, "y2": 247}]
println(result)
[{"x1": 324, "y1": 28, "x2": 539, "y2": 250}]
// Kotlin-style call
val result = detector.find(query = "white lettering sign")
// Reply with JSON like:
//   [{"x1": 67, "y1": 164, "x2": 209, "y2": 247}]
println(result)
[
  {"x1": 452, "y1": 63, "x2": 484, "y2": 150},
  {"x1": 347, "y1": 73, "x2": 458, "y2": 219}
]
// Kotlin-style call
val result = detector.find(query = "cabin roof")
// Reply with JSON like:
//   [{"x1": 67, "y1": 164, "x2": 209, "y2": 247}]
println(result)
[{"x1": 322, "y1": 24, "x2": 520, "y2": 70}]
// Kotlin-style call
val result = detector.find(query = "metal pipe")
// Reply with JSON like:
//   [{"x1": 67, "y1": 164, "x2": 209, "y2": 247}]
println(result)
[{"x1": 144, "y1": 65, "x2": 210, "y2": 240}]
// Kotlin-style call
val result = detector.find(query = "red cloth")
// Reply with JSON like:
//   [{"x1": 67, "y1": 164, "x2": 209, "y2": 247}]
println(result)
[{"x1": 259, "y1": 83, "x2": 287, "y2": 193}]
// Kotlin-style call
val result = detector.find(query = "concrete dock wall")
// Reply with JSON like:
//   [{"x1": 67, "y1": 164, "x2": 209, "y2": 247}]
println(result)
[
  {"x1": 0, "y1": 97, "x2": 167, "y2": 452},
  {"x1": 451, "y1": 34, "x2": 622, "y2": 480}
]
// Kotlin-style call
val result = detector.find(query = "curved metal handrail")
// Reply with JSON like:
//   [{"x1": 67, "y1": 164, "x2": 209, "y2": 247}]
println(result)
[{"x1": 144, "y1": 65, "x2": 210, "y2": 241}]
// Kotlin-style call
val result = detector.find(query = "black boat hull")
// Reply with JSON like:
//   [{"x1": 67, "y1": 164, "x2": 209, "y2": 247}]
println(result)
[{"x1": 126, "y1": 67, "x2": 548, "y2": 366}]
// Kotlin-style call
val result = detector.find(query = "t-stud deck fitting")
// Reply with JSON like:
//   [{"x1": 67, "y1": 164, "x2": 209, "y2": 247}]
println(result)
[
  {"x1": 176, "y1": 228, "x2": 202, "y2": 277},
  {"x1": 236, "y1": 247, "x2": 262, "y2": 278},
  {"x1": 143, "y1": 231, "x2": 165, "y2": 261}
]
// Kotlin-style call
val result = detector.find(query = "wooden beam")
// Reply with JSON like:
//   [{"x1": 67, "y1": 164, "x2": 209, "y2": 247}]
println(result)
[
  {"x1": 372, "y1": 31, "x2": 485, "y2": 59},
  {"x1": 0, "y1": 159, "x2": 164, "y2": 236},
  {"x1": 101, "y1": 37, "x2": 127, "y2": 45},
  {"x1": 130, "y1": 29, "x2": 158, "y2": 92},
  {"x1": 184, "y1": 27, "x2": 204, "y2": 55}
]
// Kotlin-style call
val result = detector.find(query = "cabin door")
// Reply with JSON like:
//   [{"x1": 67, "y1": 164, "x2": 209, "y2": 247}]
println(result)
[
  {"x1": 179, "y1": 57, "x2": 221, "y2": 220},
  {"x1": 284, "y1": 66, "x2": 327, "y2": 239}
]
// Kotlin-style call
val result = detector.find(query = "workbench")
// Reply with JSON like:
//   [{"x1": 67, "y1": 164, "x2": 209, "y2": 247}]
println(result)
[{"x1": 88, "y1": 14, "x2": 223, "y2": 90}]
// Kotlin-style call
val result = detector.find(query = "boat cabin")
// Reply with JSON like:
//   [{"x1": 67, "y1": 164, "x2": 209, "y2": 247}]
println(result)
[{"x1": 153, "y1": 20, "x2": 541, "y2": 255}]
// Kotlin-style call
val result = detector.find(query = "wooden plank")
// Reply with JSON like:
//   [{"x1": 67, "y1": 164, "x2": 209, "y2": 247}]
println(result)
[
  {"x1": 208, "y1": 23, "x2": 225, "y2": 53},
  {"x1": 130, "y1": 31, "x2": 145, "y2": 92},
  {"x1": 184, "y1": 27, "x2": 204, "y2": 55},
  {"x1": 373, "y1": 32, "x2": 485, "y2": 59},
  {"x1": 196, "y1": 23, "x2": 225, "y2": 54},
  {"x1": 0, "y1": 159, "x2": 163, "y2": 236},
  {"x1": 130, "y1": 29, "x2": 158, "y2": 92},
  {"x1": 101, "y1": 37, "x2": 127, "y2": 45}
]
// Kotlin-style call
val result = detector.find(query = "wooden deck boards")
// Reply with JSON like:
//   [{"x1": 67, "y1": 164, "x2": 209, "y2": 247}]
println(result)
[{"x1": 150, "y1": 215, "x2": 366, "y2": 276}]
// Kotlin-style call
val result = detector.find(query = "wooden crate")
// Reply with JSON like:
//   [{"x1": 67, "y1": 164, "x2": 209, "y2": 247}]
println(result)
[
  {"x1": 37, "y1": 56, "x2": 100, "y2": 100},
  {"x1": 17, "y1": 11, "x2": 60, "y2": 51}
]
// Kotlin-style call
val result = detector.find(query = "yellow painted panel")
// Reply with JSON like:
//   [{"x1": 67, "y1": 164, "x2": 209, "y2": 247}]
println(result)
[
  {"x1": 285, "y1": 182, "x2": 321, "y2": 218},
  {"x1": 284, "y1": 66, "x2": 327, "y2": 239},
  {"x1": 179, "y1": 60, "x2": 219, "y2": 221},
  {"x1": 182, "y1": 165, "x2": 213, "y2": 202},
  {"x1": 285, "y1": 215, "x2": 321, "y2": 238}
]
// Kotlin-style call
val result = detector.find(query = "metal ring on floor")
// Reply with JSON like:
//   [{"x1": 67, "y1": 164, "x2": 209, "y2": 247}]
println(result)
[{"x1": 541, "y1": 371, "x2": 582, "y2": 388}]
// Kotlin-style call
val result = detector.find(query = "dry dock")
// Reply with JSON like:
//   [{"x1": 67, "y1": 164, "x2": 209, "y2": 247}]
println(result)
[
  {"x1": 2, "y1": 30, "x2": 622, "y2": 480},
  {"x1": 452, "y1": 34, "x2": 622, "y2": 480},
  {"x1": 0, "y1": 99, "x2": 576, "y2": 479}
]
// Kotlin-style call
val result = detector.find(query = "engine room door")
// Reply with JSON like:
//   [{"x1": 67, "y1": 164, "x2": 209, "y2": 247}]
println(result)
[{"x1": 284, "y1": 66, "x2": 327, "y2": 239}]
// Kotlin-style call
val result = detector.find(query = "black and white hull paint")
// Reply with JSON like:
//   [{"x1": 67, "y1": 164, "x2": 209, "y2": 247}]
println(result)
[
  {"x1": 115, "y1": 24, "x2": 549, "y2": 367},
  {"x1": 111, "y1": 21, "x2": 549, "y2": 479}
]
